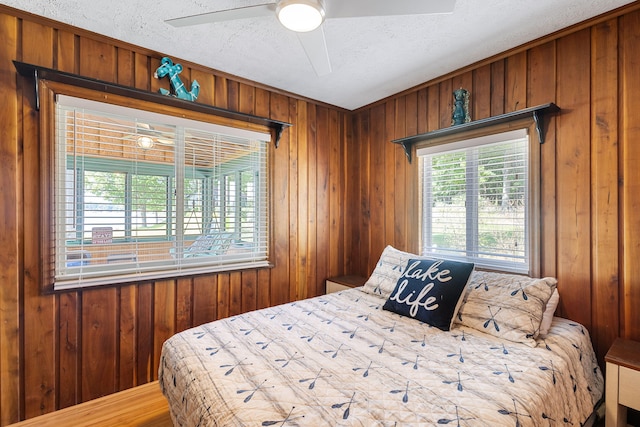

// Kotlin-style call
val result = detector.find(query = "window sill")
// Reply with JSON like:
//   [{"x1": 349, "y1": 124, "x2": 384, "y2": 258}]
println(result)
[{"x1": 51, "y1": 261, "x2": 274, "y2": 293}]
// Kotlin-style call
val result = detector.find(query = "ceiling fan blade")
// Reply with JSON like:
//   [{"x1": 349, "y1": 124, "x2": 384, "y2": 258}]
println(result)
[
  {"x1": 296, "y1": 26, "x2": 332, "y2": 76},
  {"x1": 166, "y1": 3, "x2": 276, "y2": 27},
  {"x1": 325, "y1": 0, "x2": 455, "y2": 19}
]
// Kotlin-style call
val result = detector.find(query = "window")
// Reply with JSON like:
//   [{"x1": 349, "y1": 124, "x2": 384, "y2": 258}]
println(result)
[
  {"x1": 54, "y1": 95, "x2": 270, "y2": 290},
  {"x1": 417, "y1": 128, "x2": 539, "y2": 275}
]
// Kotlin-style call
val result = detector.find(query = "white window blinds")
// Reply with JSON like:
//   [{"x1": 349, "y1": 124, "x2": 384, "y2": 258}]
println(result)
[
  {"x1": 54, "y1": 95, "x2": 270, "y2": 290},
  {"x1": 417, "y1": 129, "x2": 530, "y2": 273}
]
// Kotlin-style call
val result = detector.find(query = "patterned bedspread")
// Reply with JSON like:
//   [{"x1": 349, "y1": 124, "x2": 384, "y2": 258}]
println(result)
[{"x1": 159, "y1": 288, "x2": 603, "y2": 426}]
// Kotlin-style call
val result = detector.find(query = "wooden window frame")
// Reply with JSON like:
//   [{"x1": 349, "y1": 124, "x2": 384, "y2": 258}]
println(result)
[
  {"x1": 38, "y1": 80, "x2": 276, "y2": 292},
  {"x1": 414, "y1": 118, "x2": 542, "y2": 277}
]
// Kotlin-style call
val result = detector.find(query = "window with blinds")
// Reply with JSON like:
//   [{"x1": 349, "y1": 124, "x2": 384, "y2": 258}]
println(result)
[
  {"x1": 54, "y1": 95, "x2": 270, "y2": 290},
  {"x1": 417, "y1": 129, "x2": 532, "y2": 274}
]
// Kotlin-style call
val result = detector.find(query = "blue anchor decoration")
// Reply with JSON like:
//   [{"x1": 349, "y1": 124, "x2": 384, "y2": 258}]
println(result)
[{"x1": 154, "y1": 57, "x2": 200, "y2": 102}]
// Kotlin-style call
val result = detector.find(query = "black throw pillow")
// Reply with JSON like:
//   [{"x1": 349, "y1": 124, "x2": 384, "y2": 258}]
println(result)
[{"x1": 383, "y1": 258, "x2": 474, "y2": 331}]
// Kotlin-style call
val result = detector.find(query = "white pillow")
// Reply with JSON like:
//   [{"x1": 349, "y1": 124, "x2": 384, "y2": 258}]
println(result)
[
  {"x1": 454, "y1": 270, "x2": 557, "y2": 346},
  {"x1": 362, "y1": 245, "x2": 418, "y2": 299},
  {"x1": 539, "y1": 288, "x2": 560, "y2": 337}
]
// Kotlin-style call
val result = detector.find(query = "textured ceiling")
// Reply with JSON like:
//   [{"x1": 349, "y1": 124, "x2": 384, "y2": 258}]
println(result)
[{"x1": 1, "y1": 0, "x2": 635, "y2": 110}]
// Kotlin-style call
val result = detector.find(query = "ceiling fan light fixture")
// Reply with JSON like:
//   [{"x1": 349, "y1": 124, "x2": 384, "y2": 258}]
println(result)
[
  {"x1": 136, "y1": 135, "x2": 155, "y2": 149},
  {"x1": 276, "y1": 0, "x2": 325, "y2": 32}
]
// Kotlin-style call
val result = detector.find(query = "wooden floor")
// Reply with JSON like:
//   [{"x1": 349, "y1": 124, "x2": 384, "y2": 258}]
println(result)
[{"x1": 8, "y1": 381, "x2": 172, "y2": 427}]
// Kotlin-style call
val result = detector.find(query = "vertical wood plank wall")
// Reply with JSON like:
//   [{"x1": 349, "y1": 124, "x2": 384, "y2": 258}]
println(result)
[
  {"x1": 347, "y1": 5, "x2": 640, "y2": 374},
  {"x1": 0, "y1": 7, "x2": 349, "y2": 425},
  {"x1": 2, "y1": 3, "x2": 640, "y2": 426}
]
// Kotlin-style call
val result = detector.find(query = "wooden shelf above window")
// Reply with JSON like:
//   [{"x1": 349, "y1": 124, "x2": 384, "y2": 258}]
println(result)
[
  {"x1": 13, "y1": 60, "x2": 292, "y2": 148},
  {"x1": 392, "y1": 103, "x2": 560, "y2": 163}
]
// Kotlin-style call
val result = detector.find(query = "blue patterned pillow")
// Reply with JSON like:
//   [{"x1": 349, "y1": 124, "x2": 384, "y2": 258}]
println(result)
[
  {"x1": 362, "y1": 245, "x2": 417, "y2": 299},
  {"x1": 383, "y1": 259, "x2": 475, "y2": 331},
  {"x1": 453, "y1": 270, "x2": 557, "y2": 346}
]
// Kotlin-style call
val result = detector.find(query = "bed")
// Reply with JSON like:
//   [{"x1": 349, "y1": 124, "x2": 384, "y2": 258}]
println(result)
[{"x1": 159, "y1": 246, "x2": 604, "y2": 426}]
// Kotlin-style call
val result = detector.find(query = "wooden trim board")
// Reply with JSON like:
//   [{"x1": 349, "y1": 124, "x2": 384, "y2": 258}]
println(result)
[{"x1": 7, "y1": 382, "x2": 172, "y2": 427}]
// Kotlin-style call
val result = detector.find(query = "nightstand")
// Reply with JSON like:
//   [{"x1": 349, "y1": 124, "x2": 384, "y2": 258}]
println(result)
[
  {"x1": 325, "y1": 275, "x2": 367, "y2": 294},
  {"x1": 605, "y1": 338, "x2": 640, "y2": 427}
]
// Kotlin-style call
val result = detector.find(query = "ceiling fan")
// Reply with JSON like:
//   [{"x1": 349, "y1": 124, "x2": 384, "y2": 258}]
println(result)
[
  {"x1": 130, "y1": 123, "x2": 175, "y2": 149},
  {"x1": 130, "y1": 124, "x2": 230, "y2": 149},
  {"x1": 166, "y1": 0, "x2": 456, "y2": 76}
]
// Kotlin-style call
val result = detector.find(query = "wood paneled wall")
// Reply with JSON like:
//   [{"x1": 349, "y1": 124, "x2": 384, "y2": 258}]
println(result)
[
  {"x1": 2, "y1": 3, "x2": 640, "y2": 426},
  {"x1": 0, "y1": 6, "x2": 348, "y2": 425},
  {"x1": 346, "y1": 3, "x2": 640, "y2": 372}
]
